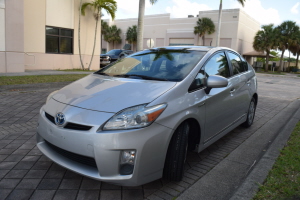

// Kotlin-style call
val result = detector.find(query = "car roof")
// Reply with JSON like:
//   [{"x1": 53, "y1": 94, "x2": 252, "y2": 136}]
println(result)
[{"x1": 149, "y1": 46, "x2": 216, "y2": 52}]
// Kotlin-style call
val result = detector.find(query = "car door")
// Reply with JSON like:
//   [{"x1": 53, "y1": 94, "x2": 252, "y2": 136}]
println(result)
[
  {"x1": 225, "y1": 51, "x2": 250, "y2": 119},
  {"x1": 203, "y1": 51, "x2": 242, "y2": 143}
]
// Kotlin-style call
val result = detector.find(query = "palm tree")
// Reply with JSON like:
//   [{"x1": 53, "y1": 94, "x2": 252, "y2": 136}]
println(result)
[
  {"x1": 78, "y1": 0, "x2": 85, "y2": 70},
  {"x1": 137, "y1": 0, "x2": 158, "y2": 51},
  {"x1": 101, "y1": 20, "x2": 109, "y2": 54},
  {"x1": 289, "y1": 30, "x2": 300, "y2": 70},
  {"x1": 216, "y1": 0, "x2": 246, "y2": 46},
  {"x1": 80, "y1": 0, "x2": 117, "y2": 70},
  {"x1": 253, "y1": 24, "x2": 277, "y2": 72},
  {"x1": 126, "y1": 25, "x2": 138, "y2": 51},
  {"x1": 194, "y1": 17, "x2": 215, "y2": 46},
  {"x1": 104, "y1": 25, "x2": 122, "y2": 49},
  {"x1": 276, "y1": 21, "x2": 299, "y2": 72}
]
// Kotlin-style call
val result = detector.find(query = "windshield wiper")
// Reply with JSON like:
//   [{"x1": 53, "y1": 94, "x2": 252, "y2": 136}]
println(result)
[
  {"x1": 114, "y1": 74, "x2": 169, "y2": 81},
  {"x1": 94, "y1": 72, "x2": 110, "y2": 76}
]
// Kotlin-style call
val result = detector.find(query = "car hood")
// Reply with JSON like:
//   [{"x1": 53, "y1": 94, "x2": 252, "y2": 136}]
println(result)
[{"x1": 52, "y1": 74, "x2": 176, "y2": 113}]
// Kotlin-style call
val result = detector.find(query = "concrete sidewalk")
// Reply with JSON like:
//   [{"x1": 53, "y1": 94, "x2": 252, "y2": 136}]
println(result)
[{"x1": 178, "y1": 99, "x2": 300, "y2": 200}]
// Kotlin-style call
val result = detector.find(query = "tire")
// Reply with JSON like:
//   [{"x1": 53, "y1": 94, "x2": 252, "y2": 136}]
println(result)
[
  {"x1": 242, "y1": 97, "x2": 256, "y2": 128},
  {"x1": 163, "y1": 122, "x2": 189, "y2": 181}
]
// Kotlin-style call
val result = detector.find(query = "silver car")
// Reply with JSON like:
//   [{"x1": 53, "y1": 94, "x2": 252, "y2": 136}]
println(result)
[{"x1": 37, "y1": 46, "x2": 257, "y2": 186}]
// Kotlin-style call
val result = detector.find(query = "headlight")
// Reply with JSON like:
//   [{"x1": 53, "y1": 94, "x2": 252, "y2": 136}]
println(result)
[
  {"x1": 46, "y1": 90, "x2": 58, "y2": 103},
  {"x1": 102, "y1": 103, "x2": 167, "y2": 130}
]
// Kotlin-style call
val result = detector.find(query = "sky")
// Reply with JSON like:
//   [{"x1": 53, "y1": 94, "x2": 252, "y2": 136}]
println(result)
[{"x1": 103, "y1": 0, "x2": 300, "y2": 26}]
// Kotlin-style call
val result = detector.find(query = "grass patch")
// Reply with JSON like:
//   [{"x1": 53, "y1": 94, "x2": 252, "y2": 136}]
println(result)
[
  {"x1": 0, "y1": 74, "x2": 88, "y2": 85},
  {"x1": 57, "y1": 68, "x2": 97, "y2": 72},
  {"x1": 253, "y1": 121, "x2": 300, "y2": 200}
]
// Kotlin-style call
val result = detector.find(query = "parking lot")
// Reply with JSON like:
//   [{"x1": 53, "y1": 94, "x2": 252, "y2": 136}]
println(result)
[{"x1": 0, "y1": 73, "x2": 299, "y2": 200}]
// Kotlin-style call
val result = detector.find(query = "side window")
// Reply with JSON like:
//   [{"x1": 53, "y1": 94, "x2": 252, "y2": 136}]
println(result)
[
  {"x1": 227, "y1": 52, "x2": 245, "y2": 75},
  {"x1": 205, "y1": 52, "x2": 230, "y2": 78}
]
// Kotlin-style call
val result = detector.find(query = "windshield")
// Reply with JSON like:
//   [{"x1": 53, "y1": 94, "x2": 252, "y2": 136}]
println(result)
[
  {"x1": 106, "y1": 49, "x2": 122, "y2": 55},
  {"x1": 96, "y1": 48, "x2": 206, "y2": 82}
]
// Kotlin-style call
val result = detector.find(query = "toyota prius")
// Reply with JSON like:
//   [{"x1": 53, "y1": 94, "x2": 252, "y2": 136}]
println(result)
[{"x1": 37, "y1": 46, "x2": 257, "y2": 186}]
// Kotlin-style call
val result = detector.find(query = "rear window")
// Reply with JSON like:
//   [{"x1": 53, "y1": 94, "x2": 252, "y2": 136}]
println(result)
[{"x1": 97, "y1": 49, "x2": 206, "y2": 82}]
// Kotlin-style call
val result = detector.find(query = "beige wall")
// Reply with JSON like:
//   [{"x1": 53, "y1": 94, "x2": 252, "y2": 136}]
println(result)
[
  {"x1": 46, "y1": 0, "x2": 74, "y2": 29},
  {"x1": 24, "y1": 0, "x2": 46, "y2": 53},
  {"x1": 23, "y1": 0, "x2": 100, "y2": 71},
  {"x1": 237, "y1": 11, "x2": 260, "y2": 54},
  {"x1": 0, "y1": 1, "x2": 5, "y2": 52},
  {"x1": 2, "y1": 0, "x2": 24, "y2": 73}
]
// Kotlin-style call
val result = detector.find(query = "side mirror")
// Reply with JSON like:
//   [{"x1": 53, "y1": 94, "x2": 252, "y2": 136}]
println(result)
[{"x1": 205, "y1": 75, "x2": 228, "y2": 94}]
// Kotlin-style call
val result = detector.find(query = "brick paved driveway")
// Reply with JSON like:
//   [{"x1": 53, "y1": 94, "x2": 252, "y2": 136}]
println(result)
[{"x1": 0, "y1": 74, "x2": 299, "y2": 200}]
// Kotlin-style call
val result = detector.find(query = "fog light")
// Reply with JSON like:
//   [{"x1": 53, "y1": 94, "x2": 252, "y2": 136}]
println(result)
[
  {"x1": 120, "y1": 150, "x2": 136, "y2": 175},
  {"x1": 121, "y1": 150, "x2": 136, "y2": 164}
]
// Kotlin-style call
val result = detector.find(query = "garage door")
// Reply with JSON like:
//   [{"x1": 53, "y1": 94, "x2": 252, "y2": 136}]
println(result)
[{"x1": 169, "y1": 38, "x2": 194, "y2": 46}]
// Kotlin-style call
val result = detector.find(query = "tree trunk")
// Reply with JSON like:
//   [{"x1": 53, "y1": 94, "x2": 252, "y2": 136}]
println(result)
[
  {"x1": 288, "y1": 50, "x2": 291, "y2": 69},
  {"x1": 137, "y1": 0, "x2": 145, "y2": 51},
  {"x1": 78, "y1": 0, "x2": 84, "y2": 70},
  {"x1": 202, "y1": 35, "x2": 205, "y2": 46},
  {"x1": 265, "y1": 51, "x2": 269, "y2": 72},
  {"x1": 87, "y1": 11, "x2": 100, "y2": 70},
  {"x1": 216, "y1": 0, "x2": 222, "y2": 47},
  {"x1": 296, "y1": 53, "x2": 299, "y2": 69},
  {"x1": 278, "y1": 49, "x2": 285, "y2": 72}
]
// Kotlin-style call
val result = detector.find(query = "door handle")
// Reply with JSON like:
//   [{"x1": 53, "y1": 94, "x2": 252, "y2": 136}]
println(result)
[{"x1": 230, "y1": 88, "x2": 236, "y2": 96}]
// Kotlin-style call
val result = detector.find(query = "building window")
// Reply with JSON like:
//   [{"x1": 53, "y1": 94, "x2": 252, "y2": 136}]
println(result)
[{"x1": 46, "y1": 26, "x2": 73, "y2": 54}]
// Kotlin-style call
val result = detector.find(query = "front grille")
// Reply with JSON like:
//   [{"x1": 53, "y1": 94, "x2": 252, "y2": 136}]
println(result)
[
  {"x1": 44, "y1": 112, "x2": 93, "y2": 131},
  {"x1": 45, "y1": 112, "x2": 55, "y2": 124},
  {"x1": 45, "y1": 140, "x2": 97, "y2": 168},
  {"x1": 65, "y1": 123, "x2": 92, "y2": 131}
]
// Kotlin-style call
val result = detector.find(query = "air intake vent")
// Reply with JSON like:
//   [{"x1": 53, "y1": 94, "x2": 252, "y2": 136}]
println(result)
[
  {"x1": 65, "y1": 123, "x2": 92, "y2": 131},
  {"x1": 45, "y1": 112, "x2": 55, "y2": 124},
  {"x1": 45, "y1": 140, "x2": 97, "y2": 168}
]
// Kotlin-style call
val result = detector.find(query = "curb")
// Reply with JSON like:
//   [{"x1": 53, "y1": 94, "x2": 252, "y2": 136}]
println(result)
[
  {"x1": 177, "y1": 99, "x2": 300, "y2": 200},
  {"x1": 230, "y1": 99, "x2": 300, "y2": 200}
]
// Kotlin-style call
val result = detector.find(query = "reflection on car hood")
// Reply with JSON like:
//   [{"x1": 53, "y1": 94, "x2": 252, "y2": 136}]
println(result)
[{"x1": 52, "y1": 74, "x2": 176, "y2": 113}]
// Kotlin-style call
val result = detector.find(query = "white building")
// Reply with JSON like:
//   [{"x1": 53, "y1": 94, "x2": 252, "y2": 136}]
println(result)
[{"x1": 103, "y1": 9, "x2": 260, "y2": 64}]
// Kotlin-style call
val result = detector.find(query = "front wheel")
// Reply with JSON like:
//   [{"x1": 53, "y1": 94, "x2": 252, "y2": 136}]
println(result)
[
  {"x1": 242, "y1": 97, "x2": 256, "y2": 128},
  {"x1": 163, "y1": 122, "x2": 189, "y2": 181}
]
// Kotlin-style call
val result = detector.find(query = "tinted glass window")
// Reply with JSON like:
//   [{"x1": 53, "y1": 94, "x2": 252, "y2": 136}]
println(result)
[
  {"x1": 97, "y1": 49, "x2": 206, "y2": 82},
  {"x1": 46, "y1": 26, "x2": 73, "y2": 54},
  {"x1": 189, "y1": 69, "x2": 206, "y2": 92},
  {"x1": 240, "y1": 56, "x2": 248, "y2": 71},
  {"x1": 227, "y1": 52, "x2": 245, "y2": 75},
  {"x1": 205, "y1": 52, "x2": 230, "y2": 78}
]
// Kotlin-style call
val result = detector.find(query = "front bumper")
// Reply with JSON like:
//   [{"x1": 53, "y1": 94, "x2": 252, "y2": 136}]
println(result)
[
  {"x1": 36, "y1": 105, "x2": 173, "y2": 186},
  {"x1": 100, "y1": 60, "x2": 110, "y2": 66}
]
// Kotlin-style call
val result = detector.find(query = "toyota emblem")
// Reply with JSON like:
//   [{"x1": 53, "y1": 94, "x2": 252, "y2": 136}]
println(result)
[{"x1": 55, "y1": 112, "x2": 65, "y2": 126}]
